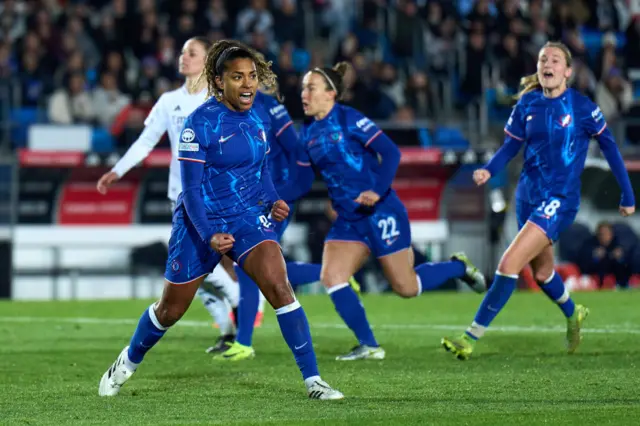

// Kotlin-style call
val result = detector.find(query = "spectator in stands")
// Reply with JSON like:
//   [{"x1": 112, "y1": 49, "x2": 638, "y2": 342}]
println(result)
[
  {"x1": 594, "y1": 32, "x2": 620, "y2": 81},
  {"x1": 236, "y1": 0, "x2": 274, "y2": 45},
  {"x1": 588, "y1": 221, "x2": 633, "y2": 289},
  {"x1": 65, "y1": 15, "x2": 101, "y2": 69},
  {"x1": 0, "y1": 42, "x2": 15, "y2": 79},
  {"x1": 99, "y1": 50, "x2": 127, "y2": 92},
  {"x1": 131, "y1": 8, "x2": 160, "y2": 59},
  {"x1": 273, "y1": 0, "x2": 304, "y2": 46},
  {"x1": 135, "y1": 56, "x2": 162, "y2": 99},
  {"x1": 595, "y1": 67, "x2": 634, "y2": 122},
  {"x1": 405, "y1": 71, "x2": 431, "y2": 118},
  {"x1": 393, "y1": 0, "x2": 423, "y2": 64},
  {"x1": 378, "y1": 62, "x2": 405, "y2": 111},
  {"x1": 18, "y1": 51, "x2": 50, "y2": 107},
  {"x1": 48, "y1": 71, "x2": 95, "y2": 125},
  {"x1": 461, "y1": 30, "x2": 487, "y2": 100},
  {"x1": 549, "y1": 1, "x2": 579, "y2": 40},
  {"x1": 110, "y1": 90, "x2": 154, "y2": 149},
  {"x1": 94, "y1": 13, "x2": 121, "y2": 53},
  {"x1": 205, "y1": 0, "x2": 232, "y2": 37},
  {"x1": 93, "y1": 71, "x2": 130, "y2": 129},
  {"x1": 529, "y1": 17, "x2": 550, "y2": 54},
  {"x1": 53, "y1": 50, "x2": 85, "y2": 89},
  {"x1": 574, "y1": 60, "x2": 597, "y2": 99},
  {"x1": 0, "y1": 0, "x2": 27, "y2": 42},
  {"x1": 624, "y1": 16, "x2": 640, "y2": 70},
  {"x1": 499, "y1": 33, "x2": 535, "y2": 93}
]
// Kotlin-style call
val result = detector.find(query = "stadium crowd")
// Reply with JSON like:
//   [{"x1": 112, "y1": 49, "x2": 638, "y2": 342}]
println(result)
[{"x1": 1, "y1": 0, "x2": 640, "y2": 149}]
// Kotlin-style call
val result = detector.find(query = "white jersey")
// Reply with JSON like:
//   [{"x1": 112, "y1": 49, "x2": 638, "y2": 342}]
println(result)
[{"x1": 111, "y1": 85, "x2": 207, "y2": 201}]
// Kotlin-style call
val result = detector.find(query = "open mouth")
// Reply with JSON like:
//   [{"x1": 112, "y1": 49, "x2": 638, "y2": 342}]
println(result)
[
  {"x1": 238, "y1": 92, "x2": 253, "y2": 104},
  {"x1": 542, "y1": 71, "x2": 554, "y2": 79}
]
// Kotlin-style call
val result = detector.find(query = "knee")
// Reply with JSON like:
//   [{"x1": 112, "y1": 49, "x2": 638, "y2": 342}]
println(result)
[
  {"x1": 388, "y1": 275, "x2": 419, "y2": 299},
  {"x1": 261, "y1": 272, "x2": 295, "y2": 308},
  {"x1": 320, "y1": 267, "x2": 349, "y2": 289},
  {"x1": 533, "y1": 268, "x2": 555, "y2": 284},
  {"x1": 154, "y1": 301, "x2": 187, "y2": 327},
  {"x1": 497, "y1": 253, "x2": 523, "y2": 276}
]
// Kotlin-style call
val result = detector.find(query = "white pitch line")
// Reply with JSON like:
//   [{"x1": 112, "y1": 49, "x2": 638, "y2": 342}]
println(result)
[{"x1": 1, "y1": 316, "x2": 639, "y2": 335}]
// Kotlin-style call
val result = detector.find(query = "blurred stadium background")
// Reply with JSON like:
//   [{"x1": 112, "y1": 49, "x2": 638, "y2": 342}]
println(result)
[
  {"x1": 3, "y1": 1, "x2": 640, "y2": 424},
  {"x1": 1, "y1": 0, "x2": 640, "y2": 300}
]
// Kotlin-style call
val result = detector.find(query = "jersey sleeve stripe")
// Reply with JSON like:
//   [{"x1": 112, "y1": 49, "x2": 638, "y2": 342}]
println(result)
[
  {"x1": 364, "y1": 130, "x2": 383, "y2": 147},
  {"x1": 297, "y1": 160, "x2": 311, "y2": 167},
  {"x1": 275, "y1": 121, "x2": 293, "y2": 137},
  {"x1": 177, "y1": 157, "x2": 205, "y2": 163},
  {"x1": 504, "y1": 128, "x2": 524, "y2": 141},
  {"x1": 594, "y1": 123, "x2": 607, "y2": 136}
]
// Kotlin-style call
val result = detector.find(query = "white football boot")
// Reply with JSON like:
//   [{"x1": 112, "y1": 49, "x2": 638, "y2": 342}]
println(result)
[
  {"x1": 306, "y1": 378, "x2": 345, "y2": 400},
  {"x1": 99, "y1": 346, "x2": 137, "y2": 396}
]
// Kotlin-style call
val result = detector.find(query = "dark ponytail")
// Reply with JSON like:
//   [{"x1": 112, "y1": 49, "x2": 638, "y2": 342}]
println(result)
[{"x1": 311, "y1": 61, "x2": 352, "y2": 101}]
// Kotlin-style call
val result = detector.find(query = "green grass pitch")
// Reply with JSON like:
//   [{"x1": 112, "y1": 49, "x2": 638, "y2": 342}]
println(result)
[{"x1": 1, "y1": 291, "x2": 640, "y2": 425}]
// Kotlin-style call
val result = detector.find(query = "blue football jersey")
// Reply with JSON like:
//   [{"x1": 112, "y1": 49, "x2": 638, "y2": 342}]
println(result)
[
  {"x1": 300, "y1": 104, "x2": 388, "y2": 220},
  {"x1": 254, "y1": 91, "x2": 297, "y2": 196},
  {"x1": 505, "y1": 88, "x2": 607, "y2": 208},
  {"x1": 176, "y1": 97, "x2": 272, "y2": 225}
]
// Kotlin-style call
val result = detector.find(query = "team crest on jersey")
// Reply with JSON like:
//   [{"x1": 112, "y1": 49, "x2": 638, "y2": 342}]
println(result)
[
  {"x1": 170, "y1": 259, "x2": 181, "y2": 272},
  {"x1": 181, "y1": 128, "x2": 195, "y2": 142},
  {"x1": 258, "y1": 129, "x2": 267, "y2": 142},
  {"x1": 330, "y1": 132, "x2": 343, "y2": 143},
  {"x1": 307, "y1": 138, "x2": 316, "y2": 147},
  {"x1": 559, "y1": 114, "x2": 572, "y2": 127}
]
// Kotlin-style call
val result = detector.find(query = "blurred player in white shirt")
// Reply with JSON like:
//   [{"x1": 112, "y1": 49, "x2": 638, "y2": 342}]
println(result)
[{"x1": 96, "y1": 36, "x2": 242, "y2": 352}]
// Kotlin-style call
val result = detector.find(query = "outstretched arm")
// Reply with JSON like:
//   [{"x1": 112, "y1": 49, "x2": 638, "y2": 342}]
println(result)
[
  {"x1": 483, "y1": 134, "x2": 524, "y2": 177},
  {"x1": 596, "y1": 127, "x2": 635, "y2": 207},
  {"x1": 111, "y1": 96, "x2": 168, "y2": 177}
]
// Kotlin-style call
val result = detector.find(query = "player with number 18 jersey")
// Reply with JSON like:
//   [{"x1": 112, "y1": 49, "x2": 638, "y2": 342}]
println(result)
[{"x1": 504, "y1": 88, "x2": 634, "y2": 241}]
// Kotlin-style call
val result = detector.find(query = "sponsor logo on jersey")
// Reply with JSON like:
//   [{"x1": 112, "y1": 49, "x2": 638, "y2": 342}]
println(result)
[
  {"x1": 269, "y1": 104, "x2": 287, "y2": 119},
  {"x1": 356, "y1": 117, "x2": 374, "y2": 132},
  {"x1": 591, "y1": 106, "x2": 603, "y2": 122}
]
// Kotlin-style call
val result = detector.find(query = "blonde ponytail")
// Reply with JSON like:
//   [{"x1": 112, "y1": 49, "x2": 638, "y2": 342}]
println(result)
[{"x1": 515, "y1": 73, "x2": 541, "y2": 100}]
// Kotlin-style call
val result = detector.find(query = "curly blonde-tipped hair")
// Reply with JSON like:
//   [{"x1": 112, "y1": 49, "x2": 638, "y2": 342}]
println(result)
[
  {"x1": 515, "y1": 41, "x2": 573, "y2": 100},
  {"x1": 193, "y1": 39, "x2": 279, "y2": 101}
]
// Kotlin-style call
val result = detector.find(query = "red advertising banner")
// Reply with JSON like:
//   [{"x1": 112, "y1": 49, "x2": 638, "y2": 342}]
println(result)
[
  {"x1": 392, "y1": 178, "x2": 446, "y2": 220},
  {"x1": 57, "y1": 182, "x2": 139, "y2": 225}
]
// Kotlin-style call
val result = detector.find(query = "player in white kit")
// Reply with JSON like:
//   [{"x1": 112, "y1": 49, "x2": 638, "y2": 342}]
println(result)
[{"x1": 96, "y1": 36, "x2": 244, "y2": 352}]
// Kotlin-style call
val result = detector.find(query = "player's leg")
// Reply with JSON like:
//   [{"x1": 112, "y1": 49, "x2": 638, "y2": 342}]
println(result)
[
  {"x1": 442, "y1": 221, "x2": 550, "y2": 360},
  {"x1": 196, "y1": 283, "x2": 236, "y2": 354},
  {"x1": 99, "y1": 213, "x2": 220, "y2": 396},
  {"x1": 321, "y1": 239, "x2": 383, "y2": 361},
  {"x1": 531, "y1": 246, "x2": 589, "y2": 353},
  {"x1": 218, "y1": 255, "x2": 240, "y2": 315},
  {"x1": 241, "y1": 240, "x2": 343, "y2": 399},
  {"x1": 374, "y1": 196, "x2": 485, "y2": 296},
  {"x1": 232, "y1": 216, "x2": 292, "y2": 351},
  {"x1": 99, "y1": 275, "x2": 207, "y2": 396}
]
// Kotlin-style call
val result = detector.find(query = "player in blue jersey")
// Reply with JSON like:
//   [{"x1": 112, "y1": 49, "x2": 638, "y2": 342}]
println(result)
[
  {"x1": 299, "y1": 62, "x2": 487, "y2": 361},
  {"x1": 212, "y1": 89, "x2": 360, "y2": 360},
  {"x1": 99, "y1": 40, "x2": 343, "y2": 400},
  {"x1": 441, "y1": 42, "x2": 635, "y2": 360}
]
